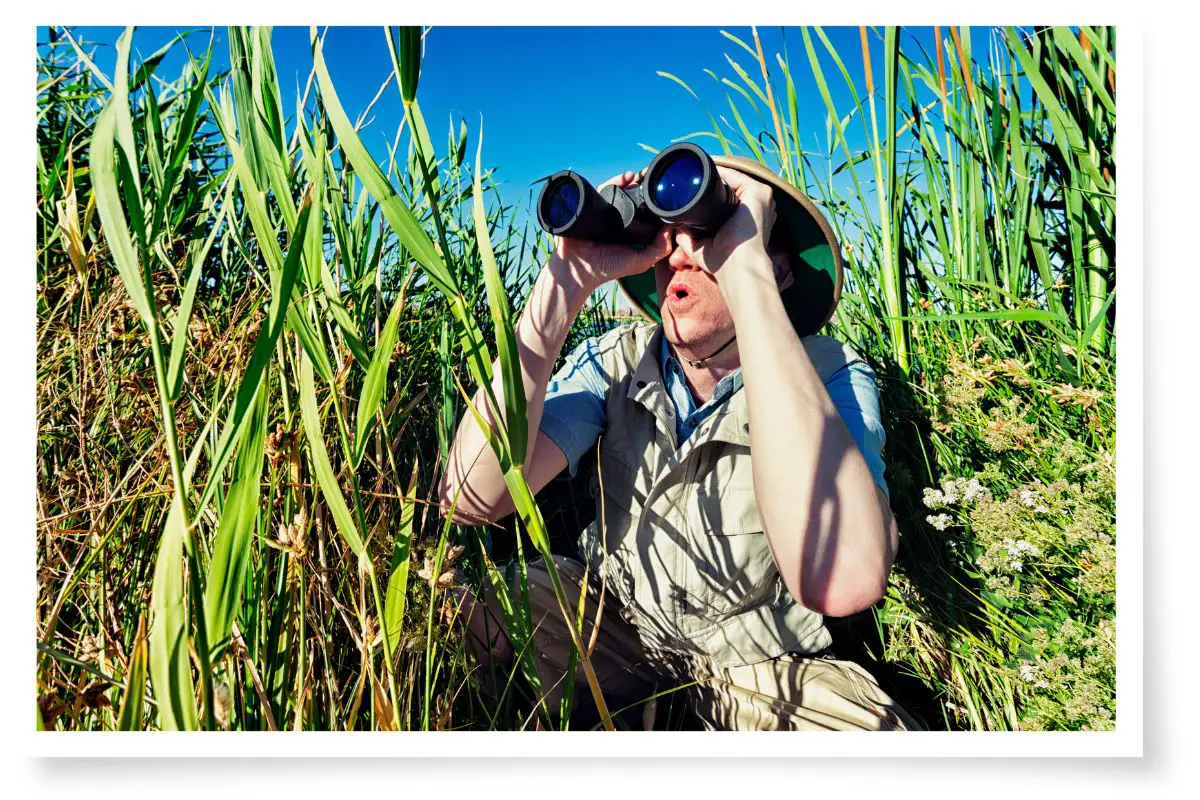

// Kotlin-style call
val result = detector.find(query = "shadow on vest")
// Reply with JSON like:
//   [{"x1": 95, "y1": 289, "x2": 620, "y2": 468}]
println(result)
[{"x1": 484, "y1": 339, "x2": 989, "y2": 730}]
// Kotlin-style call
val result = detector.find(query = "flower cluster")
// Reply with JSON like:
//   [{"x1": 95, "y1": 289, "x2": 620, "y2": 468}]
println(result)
[
  {"x1": 923, "y1": 476, "x2": 989, "y2": 536},
  {"x1": 1014, "y1": 617, "x2": 1115, "y2": 731},
  {"x1": 982, "y1": 397, "x2": 1037, "y2": 452},
  {"x1": 924, "y1": 476, "x2": 988, "y2": 510},
  {"x1": 991, "y1": 538, "x2": 1040, "y2": 573}
]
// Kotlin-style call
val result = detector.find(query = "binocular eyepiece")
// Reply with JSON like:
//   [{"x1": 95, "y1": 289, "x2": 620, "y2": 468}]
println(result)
[{"x1": 536, "y1": 142, "x2": 737, "y2": 247}]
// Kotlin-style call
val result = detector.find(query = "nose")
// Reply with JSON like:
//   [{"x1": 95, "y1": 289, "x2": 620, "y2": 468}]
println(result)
[{"x1": 666, "y1": 227, "x2": 700, "y2": 271}]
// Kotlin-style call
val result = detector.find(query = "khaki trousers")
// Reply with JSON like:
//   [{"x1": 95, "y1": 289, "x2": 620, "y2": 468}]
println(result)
[{"x1": 464, "y1": 555, "x2": 922, "y2": 731}]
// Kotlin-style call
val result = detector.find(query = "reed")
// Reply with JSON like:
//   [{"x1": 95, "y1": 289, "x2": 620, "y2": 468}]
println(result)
[{"x1": 36, "y1": 24, "x2": 1116, "y2": 731}]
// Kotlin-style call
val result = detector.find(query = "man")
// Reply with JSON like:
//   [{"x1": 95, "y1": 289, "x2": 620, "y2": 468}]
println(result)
[{"x1": 438, "y1": 156, "x2": 919, "y2": 731}]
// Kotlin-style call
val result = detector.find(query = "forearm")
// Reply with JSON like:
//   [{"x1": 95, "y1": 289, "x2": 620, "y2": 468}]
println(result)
[
  {"x1": 438, "y1": 257, "x2": 594, "y2": 522},
  {"x1": 721, "y1": 262, "x2": 897, "y2": 616}
]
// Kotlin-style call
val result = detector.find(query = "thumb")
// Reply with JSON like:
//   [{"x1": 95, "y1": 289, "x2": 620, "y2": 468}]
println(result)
[{"x1": 634, "y1": 225, "x2": 673, "y2": 270}]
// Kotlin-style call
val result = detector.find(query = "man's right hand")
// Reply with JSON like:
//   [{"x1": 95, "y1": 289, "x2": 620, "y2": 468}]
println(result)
[{"x1": 549, "y1": 170, "x2": 675, "y2": 291}]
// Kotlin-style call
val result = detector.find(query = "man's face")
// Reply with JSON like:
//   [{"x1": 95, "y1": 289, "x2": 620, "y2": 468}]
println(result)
[
  {"x1": 653, "y1": 228, "x2": 734, "y2": 357},
  {"x1": 653, "y1": 227, "x2": 791, "y2": 359}
]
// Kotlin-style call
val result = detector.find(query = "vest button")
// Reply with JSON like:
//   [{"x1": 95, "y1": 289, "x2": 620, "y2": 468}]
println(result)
[{"x1": 636, "y1": 380, "x2": 647, "y2": 389}]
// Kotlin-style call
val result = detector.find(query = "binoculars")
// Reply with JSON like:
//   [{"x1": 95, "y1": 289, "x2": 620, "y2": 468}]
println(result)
[{"x1": 536, "y1": 142, "x2": 737, "y2": 247}]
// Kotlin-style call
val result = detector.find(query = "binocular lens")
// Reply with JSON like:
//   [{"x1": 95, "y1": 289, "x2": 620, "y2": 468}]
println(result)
[
  {"x1": 545, "y1": 179, "x2": 581, "y2": 229},
  {"x1": 649, "y1": 151, "x2": 705, "y2": 212}
]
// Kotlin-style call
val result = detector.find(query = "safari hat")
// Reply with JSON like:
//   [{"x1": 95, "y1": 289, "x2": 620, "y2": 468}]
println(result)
[{"x1": 616, "y1": 155, "x2": 843, "y2": 337}]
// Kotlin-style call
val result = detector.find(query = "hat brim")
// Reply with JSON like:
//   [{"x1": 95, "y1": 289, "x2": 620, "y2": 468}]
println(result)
[{"x1": 617, "y1": 155, "x2": 843, "y2": 338}]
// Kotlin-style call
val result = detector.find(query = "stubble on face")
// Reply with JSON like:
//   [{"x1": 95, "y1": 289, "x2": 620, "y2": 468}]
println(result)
[{"x1": 653, "y1": 259, "x2": 734, "y2": 362}]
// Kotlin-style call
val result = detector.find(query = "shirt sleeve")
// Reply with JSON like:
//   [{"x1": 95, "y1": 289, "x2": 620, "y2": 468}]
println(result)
[
  {"x1": 539, "y1": 335, "x2": 610, "y2": 478},
  {"x1": 824, "y1": 359, "x2": 890, "y2": 500}
]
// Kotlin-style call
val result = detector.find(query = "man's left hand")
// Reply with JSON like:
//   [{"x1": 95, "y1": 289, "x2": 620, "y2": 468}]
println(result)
[{"x1": 668, "y1": 166, "x2": 776, "y2": 284}]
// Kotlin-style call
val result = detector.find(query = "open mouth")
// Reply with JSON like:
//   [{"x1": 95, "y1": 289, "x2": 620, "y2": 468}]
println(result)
[{"x1": 666, "y1": 285, "x2": 696, "y2": 306}]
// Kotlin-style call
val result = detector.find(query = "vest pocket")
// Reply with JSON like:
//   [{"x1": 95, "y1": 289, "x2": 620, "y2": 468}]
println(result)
[
  {"x1": 587, "y1": 452, "x2": 646, "y2": 565},
  {"x1": 684, "y1": 486, "x2": 779, "y2": 622}
]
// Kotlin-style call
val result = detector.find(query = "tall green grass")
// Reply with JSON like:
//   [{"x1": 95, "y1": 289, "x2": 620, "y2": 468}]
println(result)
[
  {"x1": 36, "y1": 24, "x2": 1115, "y2": 732},
  {"x1": 655, "y1": 25, "x2": 1115, "y2": 730},
  {"x1": 37, "y1": 24, "x2": 614, "y2": 731}
]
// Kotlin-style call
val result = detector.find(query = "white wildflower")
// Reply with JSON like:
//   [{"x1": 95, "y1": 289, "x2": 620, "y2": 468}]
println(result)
[
  {"x1": 1019, "y1": 663, "x2": 1041, "y2": 683},
  {"x1": 1011, "y1": 539, "x2": 1040, "y2": 557},
  {"x1": 1010, "y1": 560, "x2": 1024, "y2": 573},
  {"x1": 1034, "y1": 504, "x2": 1050, "y2": 514},
  {"x1": 926, "y1": 513, "x2": 952, "y2": 531},
  {"x1": 961, "y1": 478, "x2": 986, "y2": 505},
  {"x1": 1019, "y1": 488, "x2": 1039, "y2": 508},
  {"x1": 941, "y1": 479, "x2": 961, "y2": 505},
  {"x1": 923, "y1": 487, "x2": 947, "y2": 510},
  {"x1": 1035, "y1": 680, "x2": 1049, "y2": 690}
]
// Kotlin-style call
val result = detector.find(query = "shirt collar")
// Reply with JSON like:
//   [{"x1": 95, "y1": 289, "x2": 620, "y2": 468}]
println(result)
[{"x1": 659, "y1": 332, "x2": 744, "y2": 413}]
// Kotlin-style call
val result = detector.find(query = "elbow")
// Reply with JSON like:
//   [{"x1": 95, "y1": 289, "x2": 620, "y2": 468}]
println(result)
[
  {"x1": 437, "y1": 476, "x2": 495, "y2": 527},
  {"x1": 787, "y1": 518, "x2": 898, "y2": 617},
  {"x1": 796, "y1": 572, "x2": 889, "y2": 618}
]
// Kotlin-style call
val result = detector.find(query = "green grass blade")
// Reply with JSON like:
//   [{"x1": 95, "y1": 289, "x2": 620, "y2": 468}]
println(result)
[
  {"x1": 353, "y1": 282, "x2": 407, "y2": 467},
  {"x1": 318, "y1": 257, "x2": 370, "y2": 367},
  {"x1": 1079, "y1": 287, "x2": 1117, "y2": 352},
  {"x1": 167, "y1": 179, "x2": 233, "y2": 401},
  {"x1": 203, "y1": 382, "x2": 269, "y2": 659},
  {"x1": 656, "y1": 71, "x2": 731, "y2": 155},
  {"x1": 1003, "y1": 27, "x2": 1111, "y2": 202},
  {"x1": 196, "y1": 189, "x2": 314, "y2": 514},
  {"x1": 141, "y1": 79, "x2": 165, "y2": 196},
  {"x1": 312, "y1": 30, "x2": 493, "y2": 391},
  {"x1": 152, "y1": 49, "x2": 211, "y2": 237},
  {"x1": 148, "y1": 497, "x2": 198, "y2": 730},
  {"x1": 383, "y1": 460, "x2": 419, "y2": 660},
  {"x1": 228, "y1": 27, "x2": 270, "y2": 188},
  {"x1": 298, "y1": 350, "x2": 366, "y2": 559},
  {"x1": 472, "y1": 122, "x2": 526, "y2": 466},
  {"x1": 1052, "y1": 27, "x2": 1115, "y2": 116},
  {"x1": 88, "y1": 68, "x2": 153, "y2": 323},
  {"x1": 116, "y1": 615, "x2": 149, "y2": 730},
  {"x1": 312, "y1": 30, "x2": 452, "y2": 298},
  {"x1": 895, "y1": 308, "x2": 1069, "y2": 326}
]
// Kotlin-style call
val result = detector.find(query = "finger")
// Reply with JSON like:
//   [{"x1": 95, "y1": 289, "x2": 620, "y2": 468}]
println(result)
[
  {"x1": 714, "y1": 166, "x2": 771, "y2": 202},
  {"x1": 714, "y1": 165, "x2": 750, "y2": 187},
  {"x1": 641, "y1": 225, "x2": 674, "y2": 267},
  {"x1": 598, "y1": 170, "x2": 633, "y2": 191}
]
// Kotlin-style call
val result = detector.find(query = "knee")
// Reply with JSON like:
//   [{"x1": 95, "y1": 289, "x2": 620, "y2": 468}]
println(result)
[{"x1": 454, "y1": 584, "x2": 513, "y2": 665}]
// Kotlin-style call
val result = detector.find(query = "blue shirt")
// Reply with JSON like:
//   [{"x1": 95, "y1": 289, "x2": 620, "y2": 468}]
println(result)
[{"x1": 540, "y1": 326, "x2": 889, "y2": 499}]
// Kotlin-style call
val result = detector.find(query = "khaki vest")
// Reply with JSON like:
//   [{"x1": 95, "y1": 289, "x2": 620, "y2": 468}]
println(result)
[{"x1": 576, "y1": 320, "x2": 866, "y2": 667}]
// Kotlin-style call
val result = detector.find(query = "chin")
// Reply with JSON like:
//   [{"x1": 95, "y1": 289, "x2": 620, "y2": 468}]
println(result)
[{"x1": 662, "y1": 310, "x2": 723, "y2": 351}]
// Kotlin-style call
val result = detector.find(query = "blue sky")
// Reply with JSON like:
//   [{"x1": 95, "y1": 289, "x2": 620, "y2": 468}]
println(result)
[{"x1": 42, "y1": 25, "x2": 998, "y2": 303}]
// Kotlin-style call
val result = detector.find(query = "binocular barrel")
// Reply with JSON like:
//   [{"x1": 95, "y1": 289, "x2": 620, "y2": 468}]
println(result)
[{"x1": 536, "y1": 142, "x2": 737, "y2": 247}]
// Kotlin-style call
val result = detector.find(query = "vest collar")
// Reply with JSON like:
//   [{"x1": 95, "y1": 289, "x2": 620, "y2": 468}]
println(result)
[
  {"x1": 626, "y1": 326, "x2": 666, "y2": 406},
  {"x1": 626, "y1": 325, "x2": 752, "y2": 455}
]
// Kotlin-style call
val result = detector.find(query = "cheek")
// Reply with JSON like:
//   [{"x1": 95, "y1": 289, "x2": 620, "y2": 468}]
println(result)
[{"x1": 653, "y1": 262, "x2": 671, "y2": 298}]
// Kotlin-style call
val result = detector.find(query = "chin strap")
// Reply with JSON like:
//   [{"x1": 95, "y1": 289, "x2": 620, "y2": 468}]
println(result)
[{"x1": 683, "y1": 333, "x2": 738, "y2": 369}]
